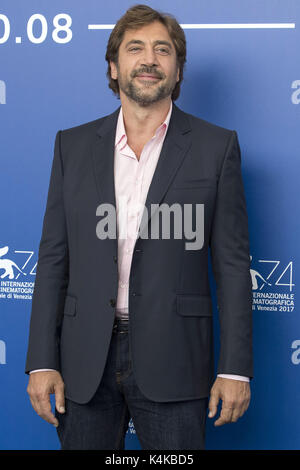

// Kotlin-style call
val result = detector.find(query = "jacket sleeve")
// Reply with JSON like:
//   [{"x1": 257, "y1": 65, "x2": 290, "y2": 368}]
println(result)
[
  {"x1": 209, "y1": 130, "x2": 253, "y2": 378},
  {"x1": 25, "y1": 130, "x2": 69, "y2": 374}
]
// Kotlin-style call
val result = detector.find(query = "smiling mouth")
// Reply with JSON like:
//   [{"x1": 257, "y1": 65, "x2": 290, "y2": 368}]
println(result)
[{"x1": 136, "y1": 74, "x2": 161, "y2": 81}]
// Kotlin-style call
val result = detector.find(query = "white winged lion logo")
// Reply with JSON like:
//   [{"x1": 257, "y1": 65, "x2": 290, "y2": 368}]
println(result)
[{"x1": 0, "y1": 246, "x2": 26, "y2": 279}]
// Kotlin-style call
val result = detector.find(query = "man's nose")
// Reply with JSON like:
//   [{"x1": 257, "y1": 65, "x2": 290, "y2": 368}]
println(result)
[{"x1": 139, "y1": 47, "x2": 158, "y2": 67}]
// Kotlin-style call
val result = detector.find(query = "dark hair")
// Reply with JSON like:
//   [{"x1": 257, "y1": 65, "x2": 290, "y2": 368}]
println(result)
[{"x1": 105, "y1": 4, "x2": 186, "y2": 100}]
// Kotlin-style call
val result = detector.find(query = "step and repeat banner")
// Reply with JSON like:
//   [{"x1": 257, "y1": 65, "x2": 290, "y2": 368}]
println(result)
[{"x1": 0, "y1": 0, "x2": 299, "y2": 450}]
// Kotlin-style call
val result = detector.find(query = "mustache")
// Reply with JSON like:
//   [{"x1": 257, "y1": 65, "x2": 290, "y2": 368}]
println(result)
[{"x1": 133, "y1": 68, "x2": 164, "y2": 79}]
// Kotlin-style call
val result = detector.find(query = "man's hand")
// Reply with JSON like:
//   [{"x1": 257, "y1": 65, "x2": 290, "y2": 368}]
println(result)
[
  {"x1": 27, "y1": 371, "x2": 65, "y2": 427},
  {"x1": 208, "y1": 377, "x2": 250, "y2": 426}
]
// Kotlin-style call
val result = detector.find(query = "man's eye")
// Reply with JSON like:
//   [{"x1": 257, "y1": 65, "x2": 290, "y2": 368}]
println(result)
[{"x1": 128, "y1": 47, "x2": 169, "y2": 54}]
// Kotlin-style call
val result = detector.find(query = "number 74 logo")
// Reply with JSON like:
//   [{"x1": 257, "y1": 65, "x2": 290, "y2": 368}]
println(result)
[{"x1": 250, "y1": 257, "x2": 295, "y2": 292}]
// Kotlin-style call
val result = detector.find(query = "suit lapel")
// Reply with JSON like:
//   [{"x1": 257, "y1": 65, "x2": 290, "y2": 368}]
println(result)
[
  {"x1": 138, "y1": 103, "x2": 192, "y2": 236},
  {"x1": 91, "y1": 102, "x2": 192, "y2": 239},
  {"x1": 91, "y1": 106, "x2": 120, "y2": 212}
]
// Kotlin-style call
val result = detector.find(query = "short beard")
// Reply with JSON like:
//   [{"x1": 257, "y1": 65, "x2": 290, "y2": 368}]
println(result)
[
  {"x1": 123, "y1": 80, "x2": 175, "y2": 107},
  {"x1": 116, "y1": 64, "x2": 177, "y2": 107}
]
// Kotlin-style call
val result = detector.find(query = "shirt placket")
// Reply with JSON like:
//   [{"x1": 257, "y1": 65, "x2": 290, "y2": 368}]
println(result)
[
  {"x1": 116, "y1": 126, "x2": 166, "y2": 313},
  {"x1": 118, "y1": 138, "x2": 155, "y2": 310}
]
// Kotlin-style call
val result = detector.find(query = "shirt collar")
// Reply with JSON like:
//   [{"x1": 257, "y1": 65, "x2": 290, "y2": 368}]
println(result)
[{"x1": 115, "y1": 100, "x2": 173, "y2": 151}]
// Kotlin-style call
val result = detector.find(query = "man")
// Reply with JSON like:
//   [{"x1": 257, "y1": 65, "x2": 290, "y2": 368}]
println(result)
[{"x1": 25, "y1": 4, "x2": 253, "y2": 450}]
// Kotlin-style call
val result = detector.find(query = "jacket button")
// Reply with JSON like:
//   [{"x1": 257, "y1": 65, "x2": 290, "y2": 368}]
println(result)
[
  {"x1": 110, "y1": 299, "x2": 116, "y2": 307},
  {"x1": 113, "y1": 256, "x2": 117, "y2": 263}
]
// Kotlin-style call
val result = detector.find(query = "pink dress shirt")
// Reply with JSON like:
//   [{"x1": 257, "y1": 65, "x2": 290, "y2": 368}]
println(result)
[
  {"x1": 114, "y1": 101, "x2": 173, "y2": 320},
  {"x1": 30, "y1": 100, "x2": 249, "y2": 382}
]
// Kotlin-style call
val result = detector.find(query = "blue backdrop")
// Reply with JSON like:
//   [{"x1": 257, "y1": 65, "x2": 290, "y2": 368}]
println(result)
[{"x1": 0, "y1": 0, "x2": 299, "y2": 450}]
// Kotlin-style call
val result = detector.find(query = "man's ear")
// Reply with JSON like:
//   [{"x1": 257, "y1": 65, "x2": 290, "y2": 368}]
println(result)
[
  {"x1": 110, "y1": 61, "x2": 118, "y2": 80},
  {"x1": 176, "y1": 66, "x2": 180, "y2": 83}
]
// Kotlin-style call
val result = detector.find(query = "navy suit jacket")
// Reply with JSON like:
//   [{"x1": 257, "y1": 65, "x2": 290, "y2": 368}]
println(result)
[{"x1": 25, "y1": 102, "x2": 253, "y2": 404}]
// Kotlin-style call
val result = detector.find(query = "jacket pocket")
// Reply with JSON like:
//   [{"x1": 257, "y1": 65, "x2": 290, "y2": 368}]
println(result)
[
  {"x1": 176, "y1": 294, "x2": 213, "y2": 317},
  {"x1": 63, "y1": 295, "x2": 77, "y2": 317},
  {"x1": 170, "y1": 177, "x2": 217, "y2": 190}
]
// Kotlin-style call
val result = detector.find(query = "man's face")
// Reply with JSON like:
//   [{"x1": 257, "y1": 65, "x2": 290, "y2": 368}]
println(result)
[{"x1": 110, "y1": 21, "x2": 180, "y2": 107}]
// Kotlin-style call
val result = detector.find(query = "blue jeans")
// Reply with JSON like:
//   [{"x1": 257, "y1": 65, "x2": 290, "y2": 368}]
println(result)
[{"x1": 55, "y1": 317, "x2": 208, "y2": 450}]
